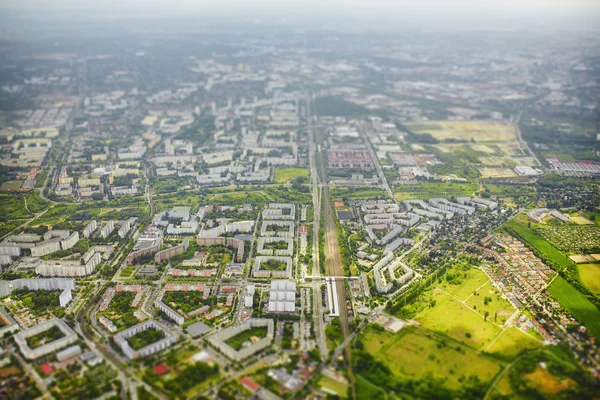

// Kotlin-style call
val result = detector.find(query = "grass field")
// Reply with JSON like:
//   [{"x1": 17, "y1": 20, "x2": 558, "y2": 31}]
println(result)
[
  {"x1": 355, "y1": 375, "x2": 387, "y2": 399},
  {"x1": 479, "y1": 167, "x2": 516, "y2": 178},
  {"x1": 417, "y1": 294, "x2": 503, "y2": 349},
  {"x1": 274, "y1": 168, "x2": 310, "y2": 183},
  {"x1": 486, "y1": 327, "x2": 541, "y2": 358},
  {"x1": 360, "y1": 326, "x2": 503, "y2": 390},
  {"x1": 394, "y1": 181, "x2": 478, "y2": 201},
  {"x1": 577, "y1": 264, "x2": 600, "y2": 295},
  {"x1": 570, "y1": 216, "x2": 594, "y2": 225},
  {"x1": 548, "y1": 276, "x2": 600, "y2": 340},
  {"x1": 438, "y1": 266, "x2": 489, "y2": 301},
  {"x1": 0, "y1": 180, "x2": 23, "y2": 192},
  {"x1": 407, "y1": 120, "x2": 517, "y2": 142},
  {"x1": 464, "y1": 282, "x2": 515, "y2": 325},
  {"x1": 331, "y1": 187, "x2": 388, "y2": 200},
  {"x1": 318, "y1": 375, "x2": 348, "y2": 398}
]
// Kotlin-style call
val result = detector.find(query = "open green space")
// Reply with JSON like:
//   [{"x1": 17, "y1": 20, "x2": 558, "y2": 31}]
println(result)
[
  {"x1": 274, "y1": 168, "x2": 309, "y2": 183},
  {"x1": 485, "y1": 327, "x2": 541, "y2": 358},
  {"x1": 577, "y1": 264, "x2": 600, "y2": 295},
  {"x1": 318, "y1": 375, "x2": 348, "y2": 398},
  {"x1": 330, "y1": 187, "x2": 388, "y2": 201},
  {"x1": 356, "y1": 325, "x2": 503, "y2": 392},
  {"x1": 438, "y1": 266, "x2": 489, "y2": 301},
  {"x1": 225, "y1": 326, "x2": 268, "y2": 350},
  {"x1": 548, "y1": 276, "x2": 600, "y2": 340},
  {"x1": 0, "y1": 180, "x2": 22, "y2": 192},
  {"x1": 407, "y1": 120, "x2": 517, "y2": 142},
  {"x1": 464, "y1": 282, "x2": 515, "y2": 325},
  {"x1": 416, "y1": 293, "x2": 503, "y2": 349},
  {"x1": 394, "y1": 181, "x2": 478, "y2": 201}
]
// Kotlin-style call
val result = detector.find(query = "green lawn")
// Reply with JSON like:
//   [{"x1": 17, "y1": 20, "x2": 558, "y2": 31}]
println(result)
[
  {"x1": 577, "y1": 264, "x2": 600, "y2": 295},
  {"x1": 355, "y1": 375, "x2": 387, "y2": 399},
  {"x1": 274, "y1": 168, "x2": 309, "y2": 183},
  {"x1": 318, "y1": 375, "x2": 348, "y2": 398},
  {"x1": 438, "y1": 267, "x2": 489, "y2": 301},
  {"x1": 486, "y1": 327, "x2": 541, "y2": 358},
  {"x1": 359, "y1": 325, "x2": 503, "y2": 390},
  {"x1": 548, "y1": 276, "x2": 600, "y2": 340},
  {"x1": 225, "y1": 326, "x2": 268, "y2": 350},
  {"x1": 331, "y1": 187, "x2": 388, "y2": 201},
  {"x1": 394, "y1": 181, "x2": 479, "y2": 201},
  {"x1": 417, "y1": 294, "x2": 503, "y2": 350},
  {"x1": 465, "y1": 281, "x2": 515, "y2": 325}
]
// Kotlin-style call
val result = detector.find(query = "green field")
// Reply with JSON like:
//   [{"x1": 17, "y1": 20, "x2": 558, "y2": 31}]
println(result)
[
  {"x1": 394, "y1": 181, "x2": 479, "y2": 201},
  {"x1": 438, "y1": 267, "x2": 489, "y2": 301},
  {"x1": 359, "y1": 326, "x2": 503, "y2": 390},
  {"x1": 0, "y1": 180, "x2": 23, "y2": 192},
  {"x1": 548, "y1": 276, "x2": 600, "y2": 340},
  {"x1": 331, "y1": 187, "x2": 388, "y2": 201},
  {"x1": 407, "y1": 120, "x2": 517, "y2": 142},
  {"x1": 274, "y1": 168, "x2": 309, "y2": 183},
  {"x1": 577, "y1": 264, "x2": 600, "y2": 295},
  {"x1": 417, "y1": 294, "x2": 503, "y2": 349},
  {"x1": 465, "y1": 282, "x2": 515, "y2": 325},
  {"x1": 318, "y1": 375, "x2": 348, "y2": 398},
  {"x1": 485, "y1": 327, "x2": 541, "y2": 358}
]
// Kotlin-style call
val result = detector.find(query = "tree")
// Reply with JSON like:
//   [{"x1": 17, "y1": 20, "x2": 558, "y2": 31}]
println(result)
[{"x1": 484, "y1": 311, "x2": 489, "y2": 322}]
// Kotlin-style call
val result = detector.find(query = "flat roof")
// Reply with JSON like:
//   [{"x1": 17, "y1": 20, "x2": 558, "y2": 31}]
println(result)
[{"x1": 186, "y1": 321, "x2": 211, "y2": 337}]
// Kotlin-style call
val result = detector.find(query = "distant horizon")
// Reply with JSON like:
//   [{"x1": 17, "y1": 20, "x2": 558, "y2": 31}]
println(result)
[{"x1": 1, "y1": 4, "x2": 599, "y2": 34}]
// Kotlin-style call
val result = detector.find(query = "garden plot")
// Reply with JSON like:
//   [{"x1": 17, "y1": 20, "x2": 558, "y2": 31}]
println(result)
[{"x1": 535, "y1": 225, "x2": 600, "y2": 253}]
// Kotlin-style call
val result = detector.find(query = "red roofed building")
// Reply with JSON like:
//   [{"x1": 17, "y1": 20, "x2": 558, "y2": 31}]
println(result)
[
  {"x1": 40, "y1": 363, "x2": 54, "y2": 375},
  {"x1": 153, "y1": 363, "x2": 169, "y2": 376},
  {"x1": 334, "y1": 202, "x2": 344, "y2": 208},
  {"x1": 240, "y1": 376, "x2": 260, "y2": 393},
  {"x1": 299, "y1": 226, "x2": 308, "y2": 233}
]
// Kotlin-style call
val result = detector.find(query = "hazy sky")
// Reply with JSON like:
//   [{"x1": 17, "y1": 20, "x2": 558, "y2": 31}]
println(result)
[
  {"x1": 2, "y1": 0, "x2": 599, "y2": 12},
  {"x1": 1, "y1": 0, "x2": 598, "y2": 33}
]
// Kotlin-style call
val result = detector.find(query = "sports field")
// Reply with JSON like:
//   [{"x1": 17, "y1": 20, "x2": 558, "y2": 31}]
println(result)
[
  {"x1": 274, "y1": 167, "x2": 309, "y2": 183},
  {"x1": 359, "y1": 326, "x2": 503, "y2": 389},
  {"x1": 577, "y1": 264, "x2": 600, "y2": 295},
  {"x1": 407, "y1": 120, "x2": 517, "y2": 142},
  {"x1": 548, "y1": 276, "x2": 600, "y2": 340},
  {"x1": 318, "y1": 375, "x2": 348, "y2": 398},
  {"x1": 0, "y1": 180, "x2": 23, "y2": 192},
  {"x1": 570, "y1": 216, "x2": 594, "y2": 225}
]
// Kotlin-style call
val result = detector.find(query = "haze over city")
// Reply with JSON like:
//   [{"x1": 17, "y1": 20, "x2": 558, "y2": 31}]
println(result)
[{"x1": 0, "y1": 1, "x2": 598, "y2": 399}]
